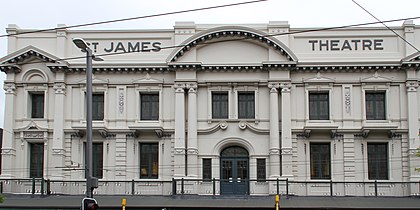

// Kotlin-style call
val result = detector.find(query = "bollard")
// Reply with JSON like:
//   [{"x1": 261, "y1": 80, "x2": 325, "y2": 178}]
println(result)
[
  {"x1": 32, "y1": 177, "x2": 36, "y2": 195},
  {"x1": 275, "y1": 194, "x2": 280, "y2": 210},
  {"x1": 122, "y1": 198, "x2": 126, "y2": 210}
]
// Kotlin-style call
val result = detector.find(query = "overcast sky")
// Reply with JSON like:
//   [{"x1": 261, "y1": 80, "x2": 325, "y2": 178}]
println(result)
[{"x1": 1, "y1": 0, "x2": 420, "y2": 128}]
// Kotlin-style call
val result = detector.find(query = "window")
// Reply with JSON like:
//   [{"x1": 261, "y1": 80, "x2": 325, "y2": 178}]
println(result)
[
  {"x1": 140, "y1": 93, "x2": 159, "y2": 120},
  {"x1": 257, "y1": 158, "x2": 266, "y2": 181},
  {"x1": 30, "y1": 143, "x2": 44, "y2": 178},
  {"x1": 238, "y1": 92, "x2": 255, "y2": 119},
  {"x1": 140, "y1": 143, "x2": 158, "y2": 179},
  {"x1": 366, "y1": 92, "x2": 385, "y2": 120},
  {"x1": 212, "y1": 92, "x2": 228, "y2": 119},
  {"x1": 309, "y1": 92, "x2": 329, "y2": 120},
  {"x1": 92, "y1": 94, "x2": 104, "y2": 121},
  {"x1": 30, "y1": 93, "x2": 44, "y2": 118},
  {"x1": 84, "y1": 143, "x2": 103, "y2": 179},
  {"x1": 310, "y1": 143, "x2": 331, "y2": 179},
  {"x1": 203, "y1": 158, "x2": 212, "y2": 180},
  {"x1": 368, "y1": 143, "x2": 388, "y2": 180},
  {"x1": 92, "y1": 143, "x2": 103, "y2": 179}
]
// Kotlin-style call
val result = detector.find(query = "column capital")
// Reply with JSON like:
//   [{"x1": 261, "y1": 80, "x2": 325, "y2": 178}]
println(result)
[
  {"x1": 406, "y1": 81, "x2": 419, "y2": 92},
  {"x1": 280, "y1": 82, "x2": 292, "y2": 92},
  {"x1": 4, "y1": 82, "x2": 16, "y2": 94},
  {"x1": 186, "y1": 82, "x2": 197, "y2": 90},
  {"x1": 174, "y1": 82, "x2": 186, "y2": 92},
  {"x1": 53, "y1": 82, "x2": 66, "y2": 94}
]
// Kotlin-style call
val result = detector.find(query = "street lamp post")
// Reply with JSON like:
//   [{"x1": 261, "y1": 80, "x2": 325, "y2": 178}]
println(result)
[{"x1": 73, "y1": 38, "x2": 102, "y2": 198}]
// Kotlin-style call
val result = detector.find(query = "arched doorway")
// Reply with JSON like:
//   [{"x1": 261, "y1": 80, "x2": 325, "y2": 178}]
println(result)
[{"x1": 220, "y1": 146, "x2": 249, "y2": 195}]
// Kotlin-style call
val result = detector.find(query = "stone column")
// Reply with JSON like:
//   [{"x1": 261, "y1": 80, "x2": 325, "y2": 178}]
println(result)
[
  {"x1": 51, "y1": 82, "x2": 66, "y2": 180},
  {"x1": 406, "y1": 81, "x2": 420, "y2": 187},
  {"x1": 174, "y1": 83, "x2": 186, "y2": 177},
  {"x1": 280, "y1": 82, "x2": 293, "y2": 177},
  {"x1": 187, "y1": 84, "x2": 198, "y2": 177},
  {"x1": 1, "y1": 81, "x2": 16, "y2": 178},
  {"x1": 268, "y1": 82, "x2": 280, "y2": 178}
]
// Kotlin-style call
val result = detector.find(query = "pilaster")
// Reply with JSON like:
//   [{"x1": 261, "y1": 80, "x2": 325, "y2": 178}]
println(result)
[
  {"x1": 56, "y1": 24, "x2": 67, "y2": 58},
  {"x1": 174, "y1": 83, "x2": 186, "y2": 177},
  {"x1": 406, "y1": 80, "x2": 420, "y2": 185},
  {"x1": 6, "y1": 24, "x2": 18, "y2": 53},
  {"x1": 187, "y1": 83, "x2": 198, "y2": 177},
  {"x1": 403, "y1": 20, "x2": 416, "y2": 56},
  {"x1": 115, "y1": 133, "x2": 127, "y2": 179},
  {"x1": 268, "y1": 82, "x2": 280, "y2": 178},
  {"x1": 280, "y1": 82, "x2": 293, "y2": 177},
  {"x1": 50, "y1": 79, "x2": 66, "y2": 180},
  {"x1": 1, "y1": 82, "x2": 16, "y2": 178}
]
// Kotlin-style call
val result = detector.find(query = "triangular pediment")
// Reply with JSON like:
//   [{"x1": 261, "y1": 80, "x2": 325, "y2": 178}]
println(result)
[
  {"x1": 0, "y1": 45, "x2": 62, "y2": 65},
  {"x1": 304, "y1": 72, "x2": 335, "y2": 83},
  {"x1": 401, "y1": 51, "x2": 420, "y2": 63},
  {"x1": 133, "y1": 73, "x2": 163, "y2": 84},
  {"x1": 0, "y1": 46, "x2": 67, "y2": 73},
  {"x1": 361, "y1": 71, "x2": 392, "y2": 83},
  {"x1": 77, "y1": 76, "x2": 109, "y2": 85}
]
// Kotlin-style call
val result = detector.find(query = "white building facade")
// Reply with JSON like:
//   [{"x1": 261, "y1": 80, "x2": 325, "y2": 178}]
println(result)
[{"x1": 1, "y1": 21, "x2": 420, "y2": 196}]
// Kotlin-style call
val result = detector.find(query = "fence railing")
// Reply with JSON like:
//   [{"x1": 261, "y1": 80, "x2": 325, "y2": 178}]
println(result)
[{"x1": 0, "y1": 178, "x2": 419, "y2": 197}]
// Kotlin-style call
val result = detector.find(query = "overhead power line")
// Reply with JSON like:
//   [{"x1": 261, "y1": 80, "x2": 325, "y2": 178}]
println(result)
[
  {"x1": 0, "y1": 0, "x2": 268, "y2": 38},
  {"x1": 6, "y1": 15, "x2": 420, "y2": 67},
  {"x1": 351, "y1": 0, "x2": 420, "y2": 53}
]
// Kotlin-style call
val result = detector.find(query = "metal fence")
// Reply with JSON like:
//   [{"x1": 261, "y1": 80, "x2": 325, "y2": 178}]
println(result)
[{"x1": 0, "y1": 178, "x2": 419, "y2": 197}]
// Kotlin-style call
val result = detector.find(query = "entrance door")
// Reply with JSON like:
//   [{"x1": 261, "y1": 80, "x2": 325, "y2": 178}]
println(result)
[{"x1": 220, "y1": 146, "x2": 249, "y2": 195}]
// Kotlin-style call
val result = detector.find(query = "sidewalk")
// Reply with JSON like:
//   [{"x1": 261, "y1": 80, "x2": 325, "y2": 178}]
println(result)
[{"x1": 0, "y1": 194, "x2": 419, "y2": 209}]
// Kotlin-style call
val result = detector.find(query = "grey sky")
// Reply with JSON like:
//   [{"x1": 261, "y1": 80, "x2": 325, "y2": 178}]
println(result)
[{"x1": 1, "y1": 0, "x2": 420, "y2": 128}]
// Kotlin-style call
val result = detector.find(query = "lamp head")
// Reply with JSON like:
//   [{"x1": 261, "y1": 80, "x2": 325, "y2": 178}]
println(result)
[{"x1": 73, "y1": 38, "x2": 89, "y2": 51}]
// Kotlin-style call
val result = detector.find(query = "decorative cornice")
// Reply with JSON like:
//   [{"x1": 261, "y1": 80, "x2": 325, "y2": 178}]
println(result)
[
  {"x1": 58, "y1": 66, "x2": 170, "y2": 73},
  {"x1": 295, "y1": 65, "x2": 402, "y2": 72}
]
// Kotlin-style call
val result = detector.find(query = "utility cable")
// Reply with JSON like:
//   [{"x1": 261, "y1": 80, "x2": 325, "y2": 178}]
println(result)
[
  {"x1": 4, "y1": 15, "x2": 420, "y2": 67},
  {"x1": 351, "y1": 0, "x2": 420, "y2": 53},
  {"x1": 0, "y1": 0, "x2": 268, "y2": 38}
]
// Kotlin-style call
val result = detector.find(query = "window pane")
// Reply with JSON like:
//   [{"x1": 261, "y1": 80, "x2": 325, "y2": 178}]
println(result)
[
  {"x1": 30, "y1": 143, "x2": 44, "y2": 178},
  {"x1": 368, "y1": 143, "x2": 388, "y2": 180},
  {"x1": 366, "y1": 92, "x2": 385, "y2": 120},
  {"x1": 140, "y1": 143, "x2": 159, "y2": 179},
  {"x1": 310, "y1": 143, "x2": 331, "y2": 179},
  {"x1": 203, "y1": 158, "x2": 212, "y2": 180},
  {"x1": 257, "y1": 159, "x2": 266, "y2": 181},
  {"x1": 238, "y1": 92, "x2": 254, "y2": 119},
  {"x1": 92, "y1": 143, "x2": 103, "y2": 179},
  {"x1": 141, "y1": 93, "x2": 159, "y2": 120},
  {"x1": 212, "y1": 92, "x2": 228, "y2": 119},
  {"x1": 92, "y1": 94, "x2": 104, "y2": 120},
  {"x1": 31, "y1": 93, "x2": 44, "y2": 118},
  {"x1": 84, "y1": 143, "x2": 103, "y2": 179},
  {"x1": 309, "y1": 93, "x2": 329, "y2": 120}
]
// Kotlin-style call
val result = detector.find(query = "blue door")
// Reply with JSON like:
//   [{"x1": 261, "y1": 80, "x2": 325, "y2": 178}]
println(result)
[{"x1": 220, "y1": 146, "x2": 249, "y2": 195}]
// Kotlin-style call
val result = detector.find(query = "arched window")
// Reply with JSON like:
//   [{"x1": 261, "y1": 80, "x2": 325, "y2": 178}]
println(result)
[{"x1": 221, "y1": 146, "x2": 248, "y2": 157}]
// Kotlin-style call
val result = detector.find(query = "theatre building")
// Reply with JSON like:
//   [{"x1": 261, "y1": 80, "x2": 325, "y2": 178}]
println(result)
[{"x1": 1, "y1": 21, "x2": 420, "y2": 196}]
